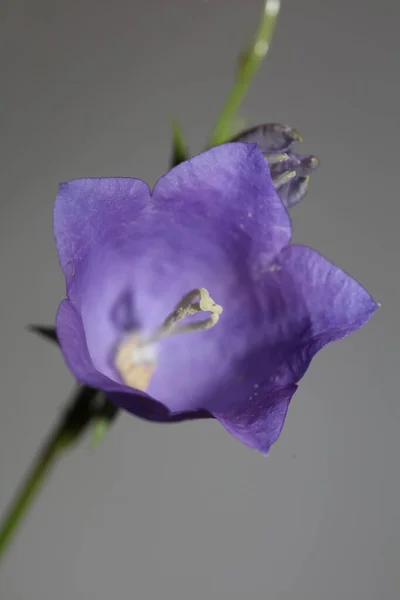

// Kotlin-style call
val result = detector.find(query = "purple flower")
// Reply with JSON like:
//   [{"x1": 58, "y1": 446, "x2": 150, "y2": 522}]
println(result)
[{"x1": 54, "y1": 143, "x2": 377, "y2": 453}]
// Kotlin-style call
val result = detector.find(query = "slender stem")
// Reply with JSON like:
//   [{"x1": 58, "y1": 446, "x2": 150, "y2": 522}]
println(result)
[
  {"x1": 0, "y1": 426, "x2": 69, "y2": 562},
  {"x1": 208, "y1": 0, "x2": 281, "y2": 147},
  {"x1": 0, "y1": 385, "x2": 112, "y2": 563}
]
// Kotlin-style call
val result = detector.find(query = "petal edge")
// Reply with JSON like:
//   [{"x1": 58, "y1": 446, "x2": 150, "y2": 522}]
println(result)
[{"x1": 214, "y1": 385, "x2": 298, "y2": 454}]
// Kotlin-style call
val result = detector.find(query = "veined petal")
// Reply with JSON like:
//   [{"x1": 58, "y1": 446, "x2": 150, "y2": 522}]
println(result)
[
  {"x1": 53, "y1": 177, "x2": 151, "y2": 286},
  {"x1": 214, "y1": 385, "x2": 297, "y2": 454},
  {"x1": 56, "y1": 299, "x2": 138, "y2": 394},
  {"x1": 261, "y1": 244, "x2": 378, "y2": 388},
  {"x1": 212, "y1": 245, "x2": 377, "y2": 452},
  {"x1": 152, "y1": 142, "x2": 292, "y2": 263}
]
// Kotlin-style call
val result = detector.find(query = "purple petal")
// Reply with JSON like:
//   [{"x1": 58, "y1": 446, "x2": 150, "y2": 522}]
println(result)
[
  {"x1": 209, "y1": 245, "x2": 376, "y2": 417},
  {"x1": 212, "y1": 246, "x2": 376, "y2": 452},
  {"x1": 261, "y1": 245, "x2": 378, "y2": 388},
  {"x1": 214, "y1": 385, "x2": 297, "y2": 454},
  {"x1": 56, "y1": 299, "x2": 140, "y2": 393},
  {"x1": 152, "y1": 142, "x2": 292, "y2": 262},
  {"x1": 53, "y1": 177, "x2": 151, "y2": 287}
]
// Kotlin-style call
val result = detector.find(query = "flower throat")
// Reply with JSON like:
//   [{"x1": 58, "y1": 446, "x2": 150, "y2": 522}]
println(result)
[{"x1": 114, "y1": 288, "x2": 223, "y2": 392}]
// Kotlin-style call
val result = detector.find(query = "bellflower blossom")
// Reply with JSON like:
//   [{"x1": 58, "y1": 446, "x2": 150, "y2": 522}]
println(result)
[{"x1": 54, "y1": 136, "x2": 377, "y2": 454}]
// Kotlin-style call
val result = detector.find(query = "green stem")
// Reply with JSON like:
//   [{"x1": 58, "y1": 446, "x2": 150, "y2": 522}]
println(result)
[
  {"x1": 208, "y1": 0, "x2": 281, "y2": 147},
  {"x1": 0, "y1": 384, "x2": 111, "y2": 563},
  {"x1": 0, "y1": 426, "x2": 69, "y2": 562}
]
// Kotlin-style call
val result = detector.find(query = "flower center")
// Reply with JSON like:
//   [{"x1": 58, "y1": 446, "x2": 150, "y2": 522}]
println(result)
[{"x1": 114, "y1": 288, "x2": 223, "y2": 392}]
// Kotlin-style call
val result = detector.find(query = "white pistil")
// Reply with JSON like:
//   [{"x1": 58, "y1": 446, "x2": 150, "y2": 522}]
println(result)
[{"x1": 115, "y1": 288, "x2": 223, "y2": 391}]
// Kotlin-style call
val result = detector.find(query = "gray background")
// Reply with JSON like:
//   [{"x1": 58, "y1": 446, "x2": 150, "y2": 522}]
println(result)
[{"x1": 0, "y1": 0, "x2": 398, "y2": 598}]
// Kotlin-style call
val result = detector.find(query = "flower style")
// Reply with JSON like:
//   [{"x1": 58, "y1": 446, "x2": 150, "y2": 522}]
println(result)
[{"x1": 54, "y1": 140, "x2": 377, "y2": 454}]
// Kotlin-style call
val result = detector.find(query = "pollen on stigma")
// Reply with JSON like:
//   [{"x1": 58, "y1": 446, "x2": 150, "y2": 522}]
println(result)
[{"x1": 114, "y1": 288, "x2": 223, "y2": 392}]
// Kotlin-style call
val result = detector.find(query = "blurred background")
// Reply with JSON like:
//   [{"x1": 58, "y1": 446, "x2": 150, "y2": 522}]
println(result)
[{"x1": 0, "y1": 0, "x2": 398, "y2": 598}]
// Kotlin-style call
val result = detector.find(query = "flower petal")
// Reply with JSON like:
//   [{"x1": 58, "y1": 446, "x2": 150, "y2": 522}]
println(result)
[
  {"x1": 214, "y1": 385, "x2": 297, "y2": 454},
  {"x1": 56, "y1": 299, "x2": 135, "y2": 392},
  {"x1": 262, "y1": 244, "x2": 378, "y2": 388},
  {"x1": 53, "y1": 177, "x2": 151, "y2": 284},
  {"x1": 152, "y1": 142, "x2": 292, "y2": 263},
  {"x1": 212, "y1": 244, "x2": 377, "y2": 453}
]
